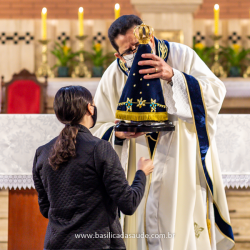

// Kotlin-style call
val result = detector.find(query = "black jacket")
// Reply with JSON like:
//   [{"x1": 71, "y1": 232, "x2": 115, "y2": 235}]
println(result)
[{"x1": 33, "y1": 124, "x2": 146, "y2": 250}]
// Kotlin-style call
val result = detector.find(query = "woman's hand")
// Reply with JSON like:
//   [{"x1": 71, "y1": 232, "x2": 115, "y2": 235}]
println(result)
[{"x1": 138, "y1": 157, "x2": 154, "y2": 176}]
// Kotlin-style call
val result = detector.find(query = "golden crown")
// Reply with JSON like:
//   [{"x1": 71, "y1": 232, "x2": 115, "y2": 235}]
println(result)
[{"x1": 134, "y1": 23, "x2": 154, "y2": 44}]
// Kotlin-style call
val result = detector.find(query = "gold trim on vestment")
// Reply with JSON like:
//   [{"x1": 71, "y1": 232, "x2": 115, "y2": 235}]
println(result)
[
  {"x1": 119, "y1": 59, "x2": 128, "y2": 73},
  {"x1": 206, "y1": 185, "x2": 211, "y2": 244},
  {"x1": 181, "y1": 73, "x2": 235, "y2": 247},
  {"x1": 115, "y1": 111, "x2": 168, "y2": 121},
  {"x1": 145, "y1": 135, "x2": 158, "y2": 142},
  {"x1": 144, "y1": 132, "x2": 160, "y2": 250},
  {"x1": 108, "y1": 128, "x2": 114, "y2": 142},
  {"x1": 158, "y1": 39, "x2": 168, "y2": 61},
  {"x1": 100, "y1": 126, "x2": 114, "y2": 143}
]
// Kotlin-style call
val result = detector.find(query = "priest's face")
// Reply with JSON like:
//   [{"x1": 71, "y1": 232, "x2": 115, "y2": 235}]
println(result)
[{"x1": 114, "y1": 26, "x2": 155, "y2": 64}]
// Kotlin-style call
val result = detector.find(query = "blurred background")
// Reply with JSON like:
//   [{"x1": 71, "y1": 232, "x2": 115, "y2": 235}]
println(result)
[{"x1": 0, "y1": 0, "x2": 250, "y2": 250}]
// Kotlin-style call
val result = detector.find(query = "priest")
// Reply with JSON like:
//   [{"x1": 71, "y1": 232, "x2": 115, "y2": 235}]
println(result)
[{"x1": 91, "y1": 15, "x2": 234, "y2": 250}]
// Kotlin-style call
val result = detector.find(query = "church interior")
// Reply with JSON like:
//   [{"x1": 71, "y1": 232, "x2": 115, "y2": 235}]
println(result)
[{"x1": 0, "y1": 0, "x2": 250, "y2": 249}]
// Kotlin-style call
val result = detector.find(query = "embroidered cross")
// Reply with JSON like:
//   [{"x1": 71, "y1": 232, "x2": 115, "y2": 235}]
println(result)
[
  {"x1": 125, "y1": 98, "x2": 133, "y2": 111},
  {"x1": 150, "y1": 99, "x2": 157, "y2": 112},
  {"x1": 194, "y1": 222, "x2": 204, "y2": 238}
]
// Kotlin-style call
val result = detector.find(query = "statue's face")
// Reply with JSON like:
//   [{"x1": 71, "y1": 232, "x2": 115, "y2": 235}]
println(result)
[{"x1": 114, "y1": 26, "x2": 155, "y2": 63}]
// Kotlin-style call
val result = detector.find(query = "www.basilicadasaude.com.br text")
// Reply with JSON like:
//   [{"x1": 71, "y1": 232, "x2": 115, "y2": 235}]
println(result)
[{"x1": 75, "y1": 232, "x2": 175, "y2": 239}]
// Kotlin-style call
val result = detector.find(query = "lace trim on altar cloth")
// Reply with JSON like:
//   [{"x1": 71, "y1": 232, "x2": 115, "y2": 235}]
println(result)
[
  {"x1": 222, "y1": 174, "x2": 250, "y2": 188},
  {"x1": 0, "y1": 175, "x2": 34, "y2": 189},
  {"x1": 0, "y1": 174, "x2": 250, "y2": 189}
]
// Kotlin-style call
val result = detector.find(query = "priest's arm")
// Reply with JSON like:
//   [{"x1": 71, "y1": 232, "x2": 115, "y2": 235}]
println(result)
[{"x1": 167, "y1": 42, "x2": 226, "y2": 140}]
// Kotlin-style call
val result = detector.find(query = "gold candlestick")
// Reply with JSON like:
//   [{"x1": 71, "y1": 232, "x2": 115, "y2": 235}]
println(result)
[
  {"x1": 243, "y1": 36, "x2": 250, "y2": 78},
  {"x1": 72, "y1": 35, "x2": 91, "y2": 78},
  {"x1": 210, "y1": 35, "x2": 227, "y2": 78},
  {"x1": 36, "y1": 39, "x2": 54, "y2": 77}
]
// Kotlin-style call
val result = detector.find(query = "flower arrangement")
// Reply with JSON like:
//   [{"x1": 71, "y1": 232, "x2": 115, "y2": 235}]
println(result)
[
  {"x1": 193, "y1": 39, "x2": 250, "y2": 77},
  {"x1": 85, "y1": 43, "x2": 114, "y2": 77},
  {"x1": 193, "y1": 42, "x2": 214, "y2": 67},
  {"x1": 221, "y1": 44, "x2": 250, "y2": 77},
  {"x1": 51, "y1": 40, "x2": 81, "y2": 77}
]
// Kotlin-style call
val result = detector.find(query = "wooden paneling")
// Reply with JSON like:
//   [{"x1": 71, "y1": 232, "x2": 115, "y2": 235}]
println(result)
[
  {"x1": 227, "y1": 196, "x2": 250, "y2": 218},
  {"x1": 8, "y1": 188, "x2": 48, "y2": 250},
  {"x1": 220, "y1": 98, "x2": 250, "y2": 114},
  {"x1": 0, "y1": 243, "x2": 7, "y2": 250},
  {"x1": 0, "y1": 189, "x2": 8, "y2": 250},
  {"x1": 226, "y1": 187, "x2": 250, "y2": 247},
  {"x1": 234, "y1": 242, "x2": 250, "y2": 250},
  {"x1": 231, "y1": 218, "x2": 250, "y2": 242},
  {"x1": 0, "y1": 219, "x2": 7, "y2": 242}
]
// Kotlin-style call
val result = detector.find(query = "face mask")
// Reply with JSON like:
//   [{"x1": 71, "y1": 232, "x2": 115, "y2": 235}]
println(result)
[
  {"x1": 90, "y1": 105, "x2": 97, "y2": 129},
  {"x1": 123, "y1": 53, "x2": 136, "y2": 69},
  {"x1": 123, "y1": 45, "x2": 156, "y2": 69}
]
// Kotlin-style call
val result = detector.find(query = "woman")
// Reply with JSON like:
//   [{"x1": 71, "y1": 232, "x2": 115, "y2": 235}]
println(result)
[{"x1": 33, "y1": 85, "x2": 154, "y2": 250}]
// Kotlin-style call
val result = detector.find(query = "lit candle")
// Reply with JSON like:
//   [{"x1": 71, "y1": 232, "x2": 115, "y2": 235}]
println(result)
[
  {"x1": 41, "y1": 7, "x2": 47, "y2": 40},
  {"x1": 214, "y1": 4, "x2": 219, "y2": 36},
  {"x1": 114, "y1": 3, "x2": 120, "y2": 20},
  {"x1": 78, "y1": 7, "x2": 84, "y2": 36}
]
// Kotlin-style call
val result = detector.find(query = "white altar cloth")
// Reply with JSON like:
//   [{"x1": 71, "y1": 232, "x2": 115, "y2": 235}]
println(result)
[{"x1": 0, "y1": 114, "x2": 249, "y2": 189}]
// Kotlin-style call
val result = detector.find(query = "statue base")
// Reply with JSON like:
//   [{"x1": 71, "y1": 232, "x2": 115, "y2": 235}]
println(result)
[{"x1": 114, "y1": 120, "x2": 175, "y2": 133}]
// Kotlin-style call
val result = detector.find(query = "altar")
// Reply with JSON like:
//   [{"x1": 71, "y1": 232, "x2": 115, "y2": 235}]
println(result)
[{"x1": 0, "y1": 114, "x2": 249, "y2": 189}]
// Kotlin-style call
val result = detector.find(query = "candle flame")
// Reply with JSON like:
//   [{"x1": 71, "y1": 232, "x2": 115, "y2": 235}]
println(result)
[
  {"x1": 42, "y1": 7, "x2": 47, "y2": 14},
  {"x1": 214, "y1": 4, "x2": 219, "y2": 10},
  {"x1": 115, "y1": 3, "x2": 120, "y2": 10},
  {"x1": 79, "y1": 7, "x2": 84, "y2": 13}
]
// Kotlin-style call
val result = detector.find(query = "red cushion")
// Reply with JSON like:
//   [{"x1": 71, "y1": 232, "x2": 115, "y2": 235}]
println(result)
[{"x1": 7, "y1": 80, "x2": 41, "y2": 114}]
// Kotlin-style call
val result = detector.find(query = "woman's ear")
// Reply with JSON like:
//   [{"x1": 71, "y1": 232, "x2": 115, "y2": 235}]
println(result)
[{"x1": 87, "y1": 103, "x2": 94, "y2": 116}]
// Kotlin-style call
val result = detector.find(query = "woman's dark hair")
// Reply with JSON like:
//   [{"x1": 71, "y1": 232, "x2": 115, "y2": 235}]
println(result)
[
  {"x1": 108, "y1": 15, "x2": 143, "y2": 52},
  {"x1": 48, "y1": 86, "x2": 93, "y2": 170}
]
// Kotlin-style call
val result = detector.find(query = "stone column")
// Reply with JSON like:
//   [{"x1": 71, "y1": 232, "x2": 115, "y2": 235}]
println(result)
[{"x1": 130, "y1": 0, "x2": 203, "y2": 47}]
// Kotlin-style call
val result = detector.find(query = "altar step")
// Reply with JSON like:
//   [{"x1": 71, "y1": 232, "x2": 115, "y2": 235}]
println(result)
[{"x1": 0, "y1": 188, "x2": 8, "y2": 250}]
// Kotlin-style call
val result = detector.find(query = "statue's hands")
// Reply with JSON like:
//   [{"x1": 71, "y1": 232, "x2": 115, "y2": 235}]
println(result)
[
  {"x1": 138, "y1": 53, "x2": 174, "y2": 82},
  {"x1": 115, "y1": 120, "x2": 145, "y2": 139}
]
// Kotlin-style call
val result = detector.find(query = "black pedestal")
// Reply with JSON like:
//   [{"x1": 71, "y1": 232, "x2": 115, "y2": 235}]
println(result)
[{"x1": 114, "y1": 120, "x2": 175, "y2": 133}]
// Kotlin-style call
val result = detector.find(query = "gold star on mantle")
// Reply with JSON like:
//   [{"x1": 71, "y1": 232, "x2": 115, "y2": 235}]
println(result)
[{"x1": 137, "y1": 97, "x2": 146, "y2": 108}]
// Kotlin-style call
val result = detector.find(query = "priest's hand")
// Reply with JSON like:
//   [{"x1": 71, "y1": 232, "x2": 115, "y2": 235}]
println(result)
[
  {"x1": 115, "y1": 120, "x2": 145, "y2": 139},
  {"x1": 138, "y1": 54, "x2": 174, "y2": 82},
  {"x1": 115, "y1": 131, "x2": 145, "y2": 139}
]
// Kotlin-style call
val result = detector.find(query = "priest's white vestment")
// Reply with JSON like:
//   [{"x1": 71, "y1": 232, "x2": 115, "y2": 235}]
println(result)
[{"x1": 91, "y1": 38, "x2": 235, "y2": 250}]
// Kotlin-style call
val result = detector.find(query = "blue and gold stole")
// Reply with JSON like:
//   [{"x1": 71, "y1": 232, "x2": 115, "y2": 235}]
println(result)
[{"x1": 183, "y1": 73, "x2": 235, "y2": 246}]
